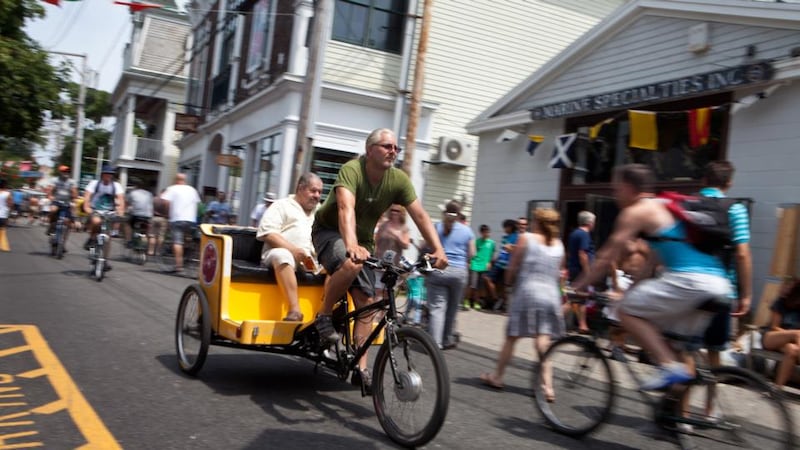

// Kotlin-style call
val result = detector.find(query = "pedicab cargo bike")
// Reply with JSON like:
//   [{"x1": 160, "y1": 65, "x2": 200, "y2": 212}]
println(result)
[{"x1": 174, "y1": 225, "x2": 450, "y2": 448}]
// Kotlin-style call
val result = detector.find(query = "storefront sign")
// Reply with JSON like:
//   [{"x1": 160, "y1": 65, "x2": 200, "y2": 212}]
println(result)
[
  {"x1": 216, "y1": 154, "x2": 242, "y2": 168},
  {"x1": 530, "y1": 62, "x2": 774, "y2": 121},
  {"x1": 174, "y1": 113, "x2": 200, "y2": 133}
]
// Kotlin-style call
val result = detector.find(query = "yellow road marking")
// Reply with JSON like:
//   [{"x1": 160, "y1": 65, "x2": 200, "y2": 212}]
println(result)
[
  {"x1": 0, "y1": 347, "x2": 30, "y2": 359},
  {"x1": 0, "y1": 325, "x2": 121, "y2": 449},
  {"x1": 15, "y1": 370, "x2": 45, "y2": 380}
]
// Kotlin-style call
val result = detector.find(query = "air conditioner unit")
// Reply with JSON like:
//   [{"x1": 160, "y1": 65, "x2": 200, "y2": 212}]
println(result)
[{"x1": 432, "y1": 136, "x2": 473, "y2": 167}]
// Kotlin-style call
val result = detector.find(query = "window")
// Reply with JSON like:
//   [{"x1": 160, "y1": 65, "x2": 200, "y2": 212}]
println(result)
[
  {"x1": 311, "y1": 148, "x2": 356, "y2": 201},
  {"x1": 332, "y1": 0, "x2": 407, "y2": 53},
  {"x1": 563, "y1": 92, "x2": 731, "y2": 187},
  {"x1": 218, "y1": 12, "x2": 237, "y2": 73},
  {"x1": 246, "y1": 0, "x2": 273, "y2": 73},
  {"x1": 187, "y1": 22, "x2": 210, "y2": 115},
  {"x1": 255, "y1": 134, "x2": 282, "y2": 201}
]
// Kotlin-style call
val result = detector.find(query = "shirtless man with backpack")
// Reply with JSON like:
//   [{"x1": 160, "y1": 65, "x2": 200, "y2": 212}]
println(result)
[{"x1": 572, "y1": 164, "x2": 731, "y2": 390}]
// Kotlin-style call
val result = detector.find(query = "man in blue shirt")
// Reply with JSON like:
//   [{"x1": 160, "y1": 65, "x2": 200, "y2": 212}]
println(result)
[
  {"x1": 205, "y1": 191, "x2": 232, "y2": 224},
  {"x1": 567, "y1": 210, "x2": 596, "y2": 333},
  {"x1": 694, "y1": 161, "x2": 752, "y2": 413}
]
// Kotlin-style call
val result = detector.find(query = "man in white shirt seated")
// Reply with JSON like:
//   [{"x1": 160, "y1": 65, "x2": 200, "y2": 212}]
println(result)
[{"x1": 257, "y1": 173, "x2": 323, "y2": 322}]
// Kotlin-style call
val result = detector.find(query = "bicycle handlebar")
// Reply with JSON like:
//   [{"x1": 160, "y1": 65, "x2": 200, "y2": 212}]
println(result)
[
  {"x1": 349, "y1": 251, "x2": 438, "y2": 275},
  {"x1": 563, "y1": 288, "x2": 616, "y2": 305}
]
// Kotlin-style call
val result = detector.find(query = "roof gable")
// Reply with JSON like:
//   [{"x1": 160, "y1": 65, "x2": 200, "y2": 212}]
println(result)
[{"x1": 468, "y1": 0, "x2": 800, "y2": 133}]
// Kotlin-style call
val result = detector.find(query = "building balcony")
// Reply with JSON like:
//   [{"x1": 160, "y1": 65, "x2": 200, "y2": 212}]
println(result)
[{"x1": 134, "y1": 137, "x2": 163, "y2": 162}]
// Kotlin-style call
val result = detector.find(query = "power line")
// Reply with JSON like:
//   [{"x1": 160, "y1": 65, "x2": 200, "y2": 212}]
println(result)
[{"x1": 45, "y1": 0, "x2": 89, "y2": 49}]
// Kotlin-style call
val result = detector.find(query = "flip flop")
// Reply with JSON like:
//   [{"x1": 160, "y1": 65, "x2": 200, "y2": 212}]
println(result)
[
  {"x1": 282, "y1": 311, "x2": 304, "y2": 322},
  {"x1": 480, "y1": 373, "x2": 504, "y2": 390}
]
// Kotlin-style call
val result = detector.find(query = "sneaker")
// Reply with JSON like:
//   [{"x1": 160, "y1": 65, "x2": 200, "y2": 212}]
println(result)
[
  {"x1": 610, "y1": 345, "x2": 627, "y2": 362},
  {"x1": 640, "y1": 362, "x2": 693, "y2": 391},
  {"x1": 351, "y1": 368, "x2": 372, "y2": 396},
  {"x1": 83, "y1": 238, "x2": 93, "y2": 250},
  {"x1": 315, "y1": 314, "x2": 341, "y2": 342},
  {"x1": 472, "y1": 302, "x2": 482, "y2": 311},
  {"x1": 103, "y1": 264, "x2": 112, "y2": 272}
]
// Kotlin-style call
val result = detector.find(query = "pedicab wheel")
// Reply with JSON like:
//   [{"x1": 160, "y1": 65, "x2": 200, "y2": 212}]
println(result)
[
  {"x1": 134, "y1": 249, "x2": 147, "y2": 265},
  {"x1": 175, "y1": 284, "x2": 211, "y2": 375},
  {"x1": 372, "y1": 326, "x2": 449, "y2": 448}
]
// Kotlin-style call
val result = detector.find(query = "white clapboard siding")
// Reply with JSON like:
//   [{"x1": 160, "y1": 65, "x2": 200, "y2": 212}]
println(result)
[
  {"x1": 421, "y1": 0, "x2": 624, "y2": 220},
  {"x1": 512, "y1": 16, "x2": 800, "y2": 112},
  {"x1": 470, "y1": 119, "x2": 565, "y2": 240},
  {"x1": 728, "y1": 82, "x2": 800, "y2": 298},
  {"x1": 322, "y1": 41, "x2": 403, "y2": 94},
  {"x1": 137, "y1": 16, "x2": 190, "y2": 74}
]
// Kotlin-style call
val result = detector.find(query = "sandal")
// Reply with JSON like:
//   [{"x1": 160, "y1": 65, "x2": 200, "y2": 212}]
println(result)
[
  {"x1": 480, "y1": 373, "x2": 504, "y2": 390},
  {"x1": 282, "y1": 311, "x2": 304, "y2": 322}
]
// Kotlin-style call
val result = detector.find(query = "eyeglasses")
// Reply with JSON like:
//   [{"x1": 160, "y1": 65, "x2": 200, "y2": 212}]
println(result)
[
  {"x1": 374, "y1": 143, "x2": 401, "y2": 153},
  {"x1": 444, "y1": 212, "x2": 458, "y2": 218}
]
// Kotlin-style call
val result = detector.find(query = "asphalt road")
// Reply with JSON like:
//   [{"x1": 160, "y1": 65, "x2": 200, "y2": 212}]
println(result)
[{"x1": 0, "y1": 223, "x2": 786, "y2": 449}]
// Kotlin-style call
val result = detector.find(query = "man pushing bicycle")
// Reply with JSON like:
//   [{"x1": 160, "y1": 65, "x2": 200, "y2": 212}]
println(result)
[{"x1": 571, "y1": 164, "x2": 731, "y2": 391}]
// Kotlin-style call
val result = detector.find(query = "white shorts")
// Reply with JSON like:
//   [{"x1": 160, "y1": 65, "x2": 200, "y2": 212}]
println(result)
[
  {"x1": 262, "y1": 247, "x2": 296, "y2": 269},
  {"x1": 620, "y1": 271, "x2": 731, "y2": 340}
]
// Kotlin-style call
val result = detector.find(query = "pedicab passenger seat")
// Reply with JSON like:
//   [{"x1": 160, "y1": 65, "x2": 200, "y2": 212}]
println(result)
[{"x1": 213, "y1": 227, "x2": 326, "y2": 286}]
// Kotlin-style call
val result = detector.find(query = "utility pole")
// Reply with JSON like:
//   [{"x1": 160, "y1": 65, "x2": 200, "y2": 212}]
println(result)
[
  {"x1": 293, "y1": 0, "x2": 333, "y2": 188},
  {"x1": 47, "y1": 51, "x2": 88, "y2": 185},
  {"x1": 402, "y1": 0, "x2": 433, "y2": 176}
]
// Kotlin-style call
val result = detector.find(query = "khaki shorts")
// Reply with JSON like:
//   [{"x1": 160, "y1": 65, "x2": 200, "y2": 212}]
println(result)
[{"x1": 620, "y1": 271, "x2": 731, "y2": 341}]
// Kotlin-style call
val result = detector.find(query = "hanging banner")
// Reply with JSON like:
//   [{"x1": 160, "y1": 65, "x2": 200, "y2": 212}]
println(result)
[
  {"x1": 174, "y1": 113, "x2": 200, "y2": 133},
  {"x1": 530, "y1": 62, "x2": 773, "y2": 121}
]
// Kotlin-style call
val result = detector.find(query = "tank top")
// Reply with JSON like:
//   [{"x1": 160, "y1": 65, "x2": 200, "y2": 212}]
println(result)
[
  {"x1": 646, "y1": 222, "x2": 726, "y2": 277},
  {"x1": 52, "y1": 177, "x2": 74, "y2": 204}
]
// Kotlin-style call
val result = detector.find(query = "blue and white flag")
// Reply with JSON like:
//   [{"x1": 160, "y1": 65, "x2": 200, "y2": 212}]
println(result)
[{"x1": 550, "y1": 133, "x2": 577, "y2": 169}]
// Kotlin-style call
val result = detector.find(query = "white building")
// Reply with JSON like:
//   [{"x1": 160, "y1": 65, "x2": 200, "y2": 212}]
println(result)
[
  {"x1": 178, "y1": 0, "x2": 624, "y2": 223},
  {"x1": 109, "y1": 1, "x2": 190, "y2": 191},
  {"x1": 467, "y1": 0, "x2": 800, "y2": 300}
]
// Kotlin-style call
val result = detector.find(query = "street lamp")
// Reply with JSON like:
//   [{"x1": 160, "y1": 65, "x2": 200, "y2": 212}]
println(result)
[{"x1": 47, "y1": 51, "x2": 88, "y2": 185}]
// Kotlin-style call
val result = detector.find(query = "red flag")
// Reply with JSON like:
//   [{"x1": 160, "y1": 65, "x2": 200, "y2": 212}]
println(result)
[
  {"x1": 688, "y1": 107, "x2": 711, "y2": 148},
  {"x1": 43, "y1": 0, "x2": 60, "y2": 6},
  {"x1": 113, "y1": 1, "x2": 163, "y2": 12}
]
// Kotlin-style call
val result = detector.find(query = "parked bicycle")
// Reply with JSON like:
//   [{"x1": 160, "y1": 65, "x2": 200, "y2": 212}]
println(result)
[
  {"x1": 87, "y1": 211, "x2": 115, "y2": 281},
  {"x1": 533, "y1": 290, "x2": 794, "y2": 449},
  {"x1": 49, "y1": 200, "x2": 70, "y2": 259},
  {"x1": 156, "y1": 224, "x2": 200, "y2": 277}
]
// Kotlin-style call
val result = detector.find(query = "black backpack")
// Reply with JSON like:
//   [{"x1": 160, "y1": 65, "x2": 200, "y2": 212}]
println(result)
[{"x1": 648, "y1": 191, "x2": 737, "y2": 268}]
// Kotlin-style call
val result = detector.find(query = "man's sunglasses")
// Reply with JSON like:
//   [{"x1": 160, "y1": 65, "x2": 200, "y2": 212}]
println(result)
[{"x1": 374, "y1": 143, "x2": 401, "y2": 153}]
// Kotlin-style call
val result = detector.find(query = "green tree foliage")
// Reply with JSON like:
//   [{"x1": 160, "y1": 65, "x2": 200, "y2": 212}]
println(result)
[
  {"x1": 56, "y1": 128, "x2": 113, "y2": 171},
  {"x1": 0, "y1": 0, "x2": 67, "y2": 153}
]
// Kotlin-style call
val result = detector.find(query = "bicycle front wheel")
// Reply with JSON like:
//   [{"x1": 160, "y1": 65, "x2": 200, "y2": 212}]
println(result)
[
  {"x1": 372, "y1": 326, "x2": 449, "y2": 448},
  {"x1": 679, "y1": 366, "x2": 794, "y2": 449},
  {"x1": 535, "y1": 335, "x2": 615, "y2": 436}
]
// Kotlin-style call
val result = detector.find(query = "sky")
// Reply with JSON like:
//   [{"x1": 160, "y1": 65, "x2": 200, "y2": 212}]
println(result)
[{"x1": 25, "y1": 0, "x2": 187, "y2": 93}]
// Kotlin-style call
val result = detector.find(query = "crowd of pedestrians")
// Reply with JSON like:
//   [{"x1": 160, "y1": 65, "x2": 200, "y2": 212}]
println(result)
[{"x1": 2, "y1": 145, "x2": 797, "y2": 394}]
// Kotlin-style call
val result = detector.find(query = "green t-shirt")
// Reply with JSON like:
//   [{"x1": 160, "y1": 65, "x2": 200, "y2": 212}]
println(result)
[
  {"x1": 315, "y1": 157, "x2": 417, "y2": 251},
  {"x1": 470, "y1": 237, "x2": 496, "y2": 272}
]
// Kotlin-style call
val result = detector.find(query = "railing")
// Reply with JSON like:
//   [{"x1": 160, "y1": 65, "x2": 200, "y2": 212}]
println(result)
[
  {"x1": 134, "y1": 137, "x2": 163, "y2": 162},
  {"x1": 210, "y1": 65, "x2": 231, "y2": 111}
]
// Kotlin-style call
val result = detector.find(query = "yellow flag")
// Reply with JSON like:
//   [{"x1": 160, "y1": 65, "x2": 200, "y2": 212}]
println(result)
[
  {"x1": 628, "y1": 110, "x2": 658, "y2": 151},
  {"x1": 589, "y1": 118, "x2": 614, "y2": 140}
]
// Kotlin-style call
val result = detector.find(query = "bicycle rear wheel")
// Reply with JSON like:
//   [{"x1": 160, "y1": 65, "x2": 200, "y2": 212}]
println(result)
[
  {"x1": 372, "y1": 326, "x2": 449, "y2": 448},
  {"x1": 534, "y1": 335, "x2": 615, "y2": 436},
  {"x1": 678, "y1": 366, "x2": 794, "y2": 449},
  {"x1": 55, "y1": 227, "x2": 65, "y2": 259}
]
